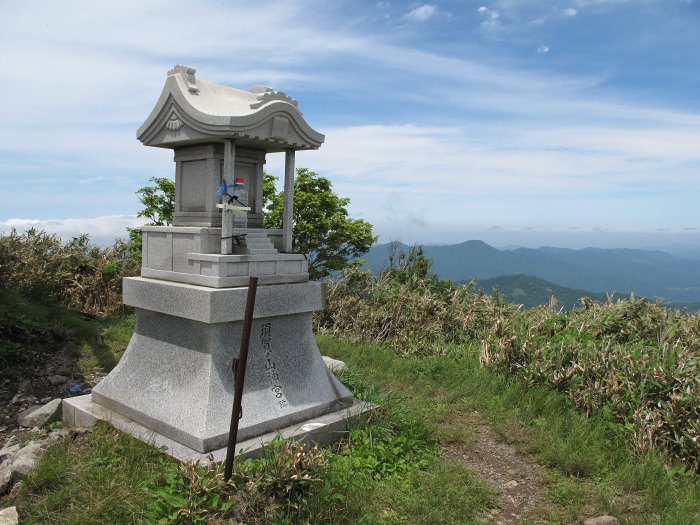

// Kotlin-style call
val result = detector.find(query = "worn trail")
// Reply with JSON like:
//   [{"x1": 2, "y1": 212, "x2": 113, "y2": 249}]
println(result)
[{"x1": 444, "y1": 424, "x2": 548, "y2": 524}]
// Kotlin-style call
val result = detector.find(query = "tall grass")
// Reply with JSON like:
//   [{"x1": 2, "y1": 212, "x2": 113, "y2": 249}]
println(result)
[
  {"x1": 316, "y1": 247, "x2": 700, "y2": 473},
  {"x1": 0, "y1": 228, "x2": 137, "y2": 317}
]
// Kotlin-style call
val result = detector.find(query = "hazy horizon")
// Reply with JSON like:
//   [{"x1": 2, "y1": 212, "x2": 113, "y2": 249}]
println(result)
[{"x1": 1, "y1": 1, "x2": 699, "y2": 245}]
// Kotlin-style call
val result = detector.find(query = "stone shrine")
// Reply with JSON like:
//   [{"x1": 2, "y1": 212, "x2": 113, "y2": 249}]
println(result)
[{"x1": 63, "y1": 66, "x2": 361, "y2": 460}]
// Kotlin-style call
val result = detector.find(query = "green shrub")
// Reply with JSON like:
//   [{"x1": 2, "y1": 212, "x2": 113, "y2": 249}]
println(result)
[
  {"x1": 319, "y1": 251, "x2": 700, "y2": 473},
  {"x1": 0, "y1": 228, "x2": 137, "y2": 317}
]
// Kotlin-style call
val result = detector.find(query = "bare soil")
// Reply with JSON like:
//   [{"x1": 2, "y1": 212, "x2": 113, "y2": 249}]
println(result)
[{"x1": 443, "y1": 424, "x2": 549, "y2": 524}]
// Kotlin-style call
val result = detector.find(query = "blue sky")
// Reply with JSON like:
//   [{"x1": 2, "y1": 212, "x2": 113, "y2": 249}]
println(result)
[{"x1": 1, "y1": 0, "x2": 699, "y2": 248}]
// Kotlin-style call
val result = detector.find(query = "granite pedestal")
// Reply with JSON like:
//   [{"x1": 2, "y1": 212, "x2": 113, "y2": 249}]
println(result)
[{"x1": 68, "y1": 278, "x2": 357, "y2": 455}]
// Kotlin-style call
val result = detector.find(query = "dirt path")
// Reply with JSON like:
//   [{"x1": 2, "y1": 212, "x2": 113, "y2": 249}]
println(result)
[{"x1": 443, "y1": 424, "x2": 548, "y2": 524}]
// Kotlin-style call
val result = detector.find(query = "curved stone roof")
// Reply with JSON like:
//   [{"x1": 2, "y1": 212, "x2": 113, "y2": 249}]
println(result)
[{"x1": 137, "y1": 66, "x2": 325, "y2": 151}]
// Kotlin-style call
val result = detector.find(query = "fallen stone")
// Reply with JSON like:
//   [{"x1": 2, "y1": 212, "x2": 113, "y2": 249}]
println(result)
[
  {"x1": 322, "y1": 356, "x2": 347, "y2": 372},
  {"x1": 55, "y1": 365, "x2": 72, "y2": 376},
  {"x1": 40, "y1": 397, "x2": 52, "y2": 404},
  {"x1": 0, "y1": 444, "x2": 20, "y2": 465},
  {"x1": 0, "y1": 506, "x2": 19, "y2": 525},
  {"x1": 1, "y1": 435, "x2": 19, "y2": 455},
  {"x1": 0, "y1": 464, "x2": 11, "y2": 495},
  {"x1": 17, "y1": 380, "x2": 33, "y2": 397},
  {"x1": 502, "y1": 479, "x2": 519, "y2": 489},
  {"x1": 10, "y1": 443, "x2": 43, "y2": 481},
  {"x1": 582, "y1": 517, "x2": 619, "y2": 525},
  {"x1": 46, "y1": 429, "x2": 70, "y2": 444},
  {"x1": 48, "y1": 375, "x2": 69, "y2": 386},
  {"x1": 17, "y1": 399, "x2": 62, "y2": 428}
]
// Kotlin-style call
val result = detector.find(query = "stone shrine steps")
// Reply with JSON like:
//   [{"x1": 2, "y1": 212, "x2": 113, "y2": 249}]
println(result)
[{"x1": 234, "y1": 231, "x2": 279, "y2": 255}]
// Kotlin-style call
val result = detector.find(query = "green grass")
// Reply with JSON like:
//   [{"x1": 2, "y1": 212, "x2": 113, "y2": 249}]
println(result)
[
  {"x1": 318, "y1": 335, "x2": 700, "y2": 525},
  {"x1": 5, "y1": 423, "x2": 177, "y2": 524},
  {"x1": 3, "y1": 333, "x2": 698, "y2": 523},
  {"x1": 0, "y1": 289, "x2": 133, "y2": 381}
]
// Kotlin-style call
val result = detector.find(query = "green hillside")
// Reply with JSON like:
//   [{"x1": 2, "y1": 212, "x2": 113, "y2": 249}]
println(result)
[{"x1": 474, "y1": 274, "x2": 609, "y2": 310}]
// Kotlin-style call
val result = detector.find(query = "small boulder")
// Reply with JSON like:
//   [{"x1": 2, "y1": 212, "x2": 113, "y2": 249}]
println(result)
[
  {"x1": 0, "y1": 444, "x2": 20, "y2": 465},
  {"x1": 583, "y1": 517, "x2": 619, "y2": 525},
  {"x1": 48, "y1": 375, "x2": 69, "y2": 386},
  {"x1": 10, "y1": 380, "x2": 35, "y2": 405},
  {"x1": 17, "y1": 398, "x2": 62, "y2": 428},
  {"x1": 10, "y1": 443, "x2": 44, "y2": 481},
  {"x1": 0, "y1": 464, "x2": 11, "y2": 495},
  {"x1": 0, "y1": 506, "x2": 19, "y2": 525},
  {"x1": 55, "y1": 365, "x2": 72, "y2": 376},
  {"x1": 322, "y1": 356, "x2": 347, "y2": 373}
]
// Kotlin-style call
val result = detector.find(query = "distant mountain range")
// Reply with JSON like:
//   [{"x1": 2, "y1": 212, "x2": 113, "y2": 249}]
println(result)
[
  {"x1": 362, "y1": 240, "x2": 700, "y2": 307},
  {"x1": 474, "y1": 274, "x2": 609, "y2": 310}
]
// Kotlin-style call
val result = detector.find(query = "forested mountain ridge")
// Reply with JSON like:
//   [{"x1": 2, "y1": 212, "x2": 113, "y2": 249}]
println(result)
[{"x1": 362, "y1": 240, "x2": 700, "y2": 305}]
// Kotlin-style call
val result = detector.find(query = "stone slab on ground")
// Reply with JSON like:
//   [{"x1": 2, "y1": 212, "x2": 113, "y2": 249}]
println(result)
[
  {"x1": 10, "y1": 443, "x2": 43, "y2": 481},
  {"x1": 17, "y1": 399, "x2": 62, "y2": 428},
  {"x1": 0, "y1": 464, "x2": 11, "y2": 495},
  {"x1": 64, "y1": 394, "x2": 374, "y2": 463},
  {"x1": 0, "y1": 507, "x2": 18, "y2": 525},
  {"x1": 582, "y1": 517, "x2": 619, "y2": 525},
  {"x1": 322, "y1": 356, "x2": 347, "y2": 373}
]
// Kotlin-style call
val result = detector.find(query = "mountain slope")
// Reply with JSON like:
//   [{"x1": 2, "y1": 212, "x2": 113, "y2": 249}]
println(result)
[
  {"x1": 474, "y1": 274, "x2": 610, "y2": 310},
  {"x1": 362, "y1": 241, "x2": 700, "y2": 303}
]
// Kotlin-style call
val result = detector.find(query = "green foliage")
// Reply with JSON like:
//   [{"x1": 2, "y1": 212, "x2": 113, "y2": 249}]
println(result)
[
  {"x1": 0, "y1": 228, "x2": 136, "y2": 317},
  {"x1": 264, "y1": 168, "x2": 377, "y2": 279},
  {"x1": 0, "y1": 290, "x2": 134, "y2": 382},
  {"x1": 316, "y1": 245, "x2": 512, "y2": 354},
  {"x1": 320, "y1": 250, "x2": 700, "y2": 473},
  {"x1": 320, "y1": 336, "x2": 700, "y2": 524},
  {"x1": 124, "y1": 177, "x2": 176, "y2": 262},
  {"x1": 136, "y1": 177, "x2": 175, "y2": 226},
  {"x1": 7, "y1": 422, "x2": 176, "y2": 524},
  {"x1": 475, "y1": 273, "x2": 610, "y2": 310}
]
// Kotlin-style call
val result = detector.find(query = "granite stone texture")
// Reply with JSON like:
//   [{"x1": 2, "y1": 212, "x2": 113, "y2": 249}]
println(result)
[
  {"x1": 64, "y1": 395, "x2": 371, "y2": 463},
  {"x1": 122, "y1": 278, "x2": 324, "y2": 323},
  {"x1": 91, "y1": 285, "x2": 352, "y2": 452}
]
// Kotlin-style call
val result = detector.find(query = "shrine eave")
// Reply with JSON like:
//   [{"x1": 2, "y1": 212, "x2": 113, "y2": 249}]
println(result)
[{"x1": 137, "y1": 66, "x2": 325, "y2": 152}]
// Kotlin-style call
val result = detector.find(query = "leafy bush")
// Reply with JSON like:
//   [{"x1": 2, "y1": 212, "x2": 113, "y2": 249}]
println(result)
[
  {"x1": 316, "y1": 246, "x2": 514, "y2": 355},
  {"x1": 0, "y1": 228, "x2": 137, "y2": 317},
  {"x1": 481, "y1": 297, "x2": 700, "y2": 472},
  {"x1": 146, "y1": 437, "x2": 328, "y2": 524},
  {"x1": 319, "y1": 248, "x2": 700, "y2": 472}
]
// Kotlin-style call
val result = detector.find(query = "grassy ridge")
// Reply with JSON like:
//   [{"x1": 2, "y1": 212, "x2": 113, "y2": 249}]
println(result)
[
  {"x1": 0, "y1": 228, "x2": 137, "y2": 317},
  {"x1": 317, "y1": 248, "x2": 700, "y2": 473}
]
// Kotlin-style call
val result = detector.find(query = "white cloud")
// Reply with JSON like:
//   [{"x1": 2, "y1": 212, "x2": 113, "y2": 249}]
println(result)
[
  {"x1": 0, "y1": 215, "x2": 147, "y2": 246},
  {"x1": 477, "y1": 6, "x2": 501, "y2": 29},
  {"x1": 562, "y1": 7, "x2": 578, "y2": 16},
  {"x1": 403, "y1": 4, "x2": 437, "y2": 22},
  {"x1": 537, "y1": 44, "x2": 550, "y2": 53}
]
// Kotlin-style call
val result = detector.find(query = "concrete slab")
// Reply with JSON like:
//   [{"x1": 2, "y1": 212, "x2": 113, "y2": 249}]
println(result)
[{"x1": 63, "y1": 395, "x2": 372, "y2": 463}]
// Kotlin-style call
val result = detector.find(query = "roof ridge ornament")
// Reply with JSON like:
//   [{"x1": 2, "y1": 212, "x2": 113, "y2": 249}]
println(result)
[
  {"x1": 249, "y1": 89, "x2": 299, "y2": 110},
  {"x1": 168, "y1": 65, "x2": 199, "y2": 94}
]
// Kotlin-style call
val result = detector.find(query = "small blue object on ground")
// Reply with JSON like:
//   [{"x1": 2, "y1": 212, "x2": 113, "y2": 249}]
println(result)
[{"x1": 68, "y1": 384, "x2": 83, "y2": 394}]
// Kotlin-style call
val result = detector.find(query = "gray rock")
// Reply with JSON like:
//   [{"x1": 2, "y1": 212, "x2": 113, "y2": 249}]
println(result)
[
  {"x1": 40, "y1": 397, "x2": 52, "y2": 404},
  {"x1": 0, "y1": 444, "x2": 20, "y2": 465},
  {"x1": 10, "y1": 443, "x2": 43, "y2": 481},
  {"x1": 46, "y1": 429, "x2": 69, "y2": 444},
  {"x1": 0, "y1": 464, "x2": 11, "y2": 495},
  {"x1": 9, "y1": 381, "x2": 35, "y2": 404},
  {"x1": 583, "y1": 517, "x2": 619, "y2": 525},
  {"x1": 322, "y1": 356, "x2": 347, "y2": 373},
  {"x1": 17, "y1": 380, "x2": 33, "y2": 397},
  {"x1": 55, "y1": 365, "x2": 72, "y2": 376},
  {"x1": 0, "y1": 435, "x2": 19, "y2": 455},
  {"x1": 17, "y1": 399, "x2": 62, "y2": 428},
  {"x1": 48, "y1": 375, "x2": 69, "y2": 386},
  {"x1": 0, "y1": 506, "x2": 18, "y2": 525}
]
